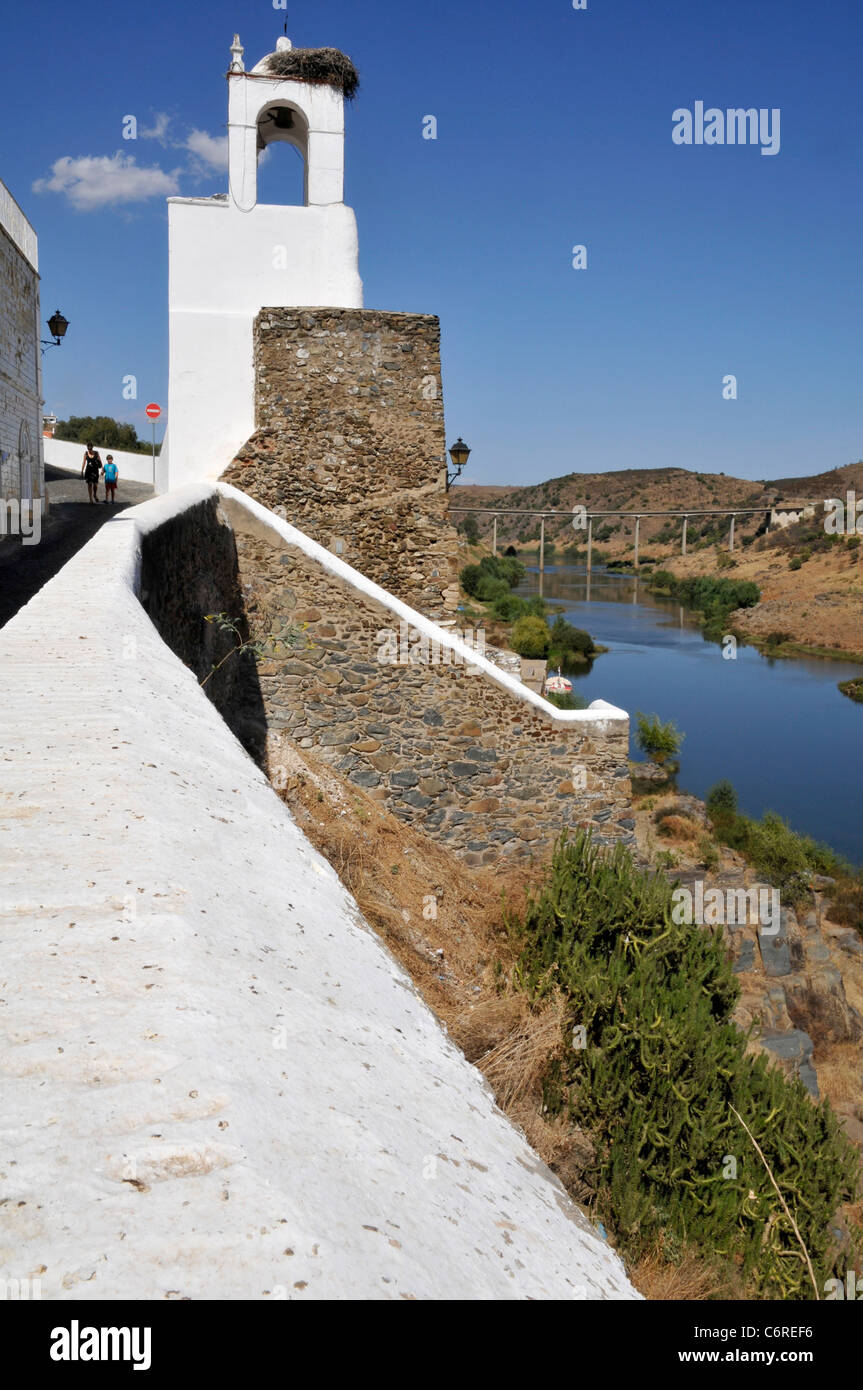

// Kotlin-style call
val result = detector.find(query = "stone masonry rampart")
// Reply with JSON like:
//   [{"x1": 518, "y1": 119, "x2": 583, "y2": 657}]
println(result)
[
  {"x1": 220, "y1": 308, "x2": 461, "y2": 619},
  {"x1": 221, "y1": 491, "x2": 633, "y2": 864}
]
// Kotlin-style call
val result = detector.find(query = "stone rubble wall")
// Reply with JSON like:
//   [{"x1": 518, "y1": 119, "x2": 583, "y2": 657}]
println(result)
[
  {"x1": 670, "y1": 852, "x2": 862, "y2": 1101},
  {"x1": 222, "y1": 492, "x2": 633, "y2": 865},
  {"x1": 220, "y1": 307, "x2": 461, "y2": 620}
]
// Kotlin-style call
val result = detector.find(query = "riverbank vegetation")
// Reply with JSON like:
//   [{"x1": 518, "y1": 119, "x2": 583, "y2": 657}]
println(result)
[
  {"x1": 459, "y1": 556, "x2": 601, "y2": 669},
  {"x1": 508, "y1": 613, "x2": 602, "y2": 669},
  {"x1": 705, "y1": 780, "x2": 863, "y2": 929},
  {"x1": 839, "y1": 676, "x2": 863, "y2": 704},
  {"x1": 648, "y1": 571, "x2": 760, "y2": 640}
]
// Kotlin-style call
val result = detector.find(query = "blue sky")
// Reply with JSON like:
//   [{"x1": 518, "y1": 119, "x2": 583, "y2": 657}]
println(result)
[{"x1": 2, "y1": 0, "x2": 861, "y2": 485}]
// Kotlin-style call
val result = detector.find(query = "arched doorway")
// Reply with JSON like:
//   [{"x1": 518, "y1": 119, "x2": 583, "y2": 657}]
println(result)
[{"x1": 18, "y1": 419, "x2": 35, "y2": 503}]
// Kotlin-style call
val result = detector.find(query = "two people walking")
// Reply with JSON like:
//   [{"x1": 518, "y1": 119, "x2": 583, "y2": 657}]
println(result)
[{"x1": 81, "y1": 444, "x2": 119, "y2": 504}]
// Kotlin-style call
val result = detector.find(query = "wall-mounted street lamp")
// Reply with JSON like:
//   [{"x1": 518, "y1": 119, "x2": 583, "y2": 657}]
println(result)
[
  {"x1": 40, "y1": 310, "x2": 69, "y2": 355},
  {"x1": 447, "y1": 437, "x2": 471, "y2": 491}
]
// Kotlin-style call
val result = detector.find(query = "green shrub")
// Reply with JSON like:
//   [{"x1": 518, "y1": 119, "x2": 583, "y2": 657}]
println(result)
[
  {"x1": 510, "y1": 615, "x2": 551, "y2": 658},
  {"x1": 744, "y1": 812, "x2": 813, "y2": 900},
  {"x1": 459, "y1": 554, "x2": 525, "y2": 600},
  {"x1": 706, "y1": 780, "x2": 848, "y2": 902},
  {"x1": 547, "y1": 615, "x2": 596, "y2": 668},
  {"x1": 459, "y1": 563, "x2": 483, "y2": 597},
  {"x1": 706, "y1": 779, "x2": 738, "y2": 824},
  {"x1": 635, "y1": 711, "x2": 684, "y2": 766},
  {"x1": 545, "y1": 690, "x2": 589, "y2": 710},
  {"x1": 490, "y1": 592, "x2": 526, "y2": 622},
  {"x1": 744, "y1": 813, "x2": 843, "y2": 900},
  {"x1": 475, "y1": 575, "x2": 511, "y2": 604},
  {"x1": 698, "y1": 834, "x2": 720, "y2": 871},
  {"x1": 789, "y1": 556, "x2": 803, "y2": 571},
  {"x1": 509, "y1": 832, "x2": 860, "y2": 1298}
]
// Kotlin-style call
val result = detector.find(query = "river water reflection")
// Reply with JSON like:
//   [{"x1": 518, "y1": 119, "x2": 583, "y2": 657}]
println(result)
[{"x1": 516, "y1": 564, "x2": 863, "y2": 865}]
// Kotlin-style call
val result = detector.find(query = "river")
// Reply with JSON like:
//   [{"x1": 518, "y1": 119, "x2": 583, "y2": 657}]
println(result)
[{"x1": 517, "y1": 564, "x2": 863, "y2": 866}]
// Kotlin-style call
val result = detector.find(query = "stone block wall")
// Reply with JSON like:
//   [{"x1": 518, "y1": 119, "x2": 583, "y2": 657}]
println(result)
[
  {"x1": 0, "y1": 204, "x2": 42, "y2": 506},
  {"x1": 227, "y1": 502, "x2": 633, "y2": 865},
  {"x1": 220, "y1": 308, "x2": 461, "y2": 620}
]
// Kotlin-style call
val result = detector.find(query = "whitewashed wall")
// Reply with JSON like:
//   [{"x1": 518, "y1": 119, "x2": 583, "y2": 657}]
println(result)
[
  {"x1": 44, "y1": 434, "x2": 157, "y2": 485},
  {"x1": 0, "y1": 483, "x2": 637, "y2": 1302},
  {"x1": 161, "y1": 198, "x2": 362, "y2": 496}
]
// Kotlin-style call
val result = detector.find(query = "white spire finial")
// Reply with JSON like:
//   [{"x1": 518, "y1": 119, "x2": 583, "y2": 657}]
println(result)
[
  {"x1": 276, "y1": 35, "x2": 293, "y2": 52},
  {"x1": 229, "y1": 34, "x2": 245, "y2": 72}
]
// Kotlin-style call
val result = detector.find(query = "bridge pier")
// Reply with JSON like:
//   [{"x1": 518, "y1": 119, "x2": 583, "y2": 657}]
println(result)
[
  {"x1": 587, "y1": 515, "x2": 593, "y2": 575},
  {"x1": 492, "y1": 515, "x2": 498, "y2": 557},
  {"x1": 729, "y1": 514, "x2": 736, "y2": 552},
  {"x1": 634, "y1": 515, "x2": 640, "y2": 569},
  {"x1": 682, "y1": 516, "x2": 688, "y2": 557},
  {"x1": 539, "y1": 516, "x2": 545, "y2": 597}
]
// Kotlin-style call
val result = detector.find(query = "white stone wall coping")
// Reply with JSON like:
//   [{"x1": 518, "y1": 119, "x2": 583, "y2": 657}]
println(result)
[{"x1": 0, "y1": 484, "x2": 638, "y2": 1301}]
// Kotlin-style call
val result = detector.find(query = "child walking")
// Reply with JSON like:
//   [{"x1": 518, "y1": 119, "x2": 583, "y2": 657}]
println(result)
[{"x1": 103, "y1": 455, "x2": 119, "y2": 504}]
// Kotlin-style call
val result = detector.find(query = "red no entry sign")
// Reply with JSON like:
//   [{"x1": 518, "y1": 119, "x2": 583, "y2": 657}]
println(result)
[{"x1": 145, "y1": 402, "x2": 161, "y2": 420}]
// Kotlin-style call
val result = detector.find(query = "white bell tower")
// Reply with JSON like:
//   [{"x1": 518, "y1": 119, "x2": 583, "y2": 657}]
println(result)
[
  {"x1": 228, "y1": 33, "x2": 349, "y2": 210},
  {"x1": 159, "y1": 32, "x2": 363, "y2": 493}
]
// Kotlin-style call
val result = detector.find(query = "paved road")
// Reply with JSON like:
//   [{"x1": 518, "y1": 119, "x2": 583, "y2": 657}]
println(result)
[{"x1": 0, "y1": 465, "x2": 154, "y2": 628}]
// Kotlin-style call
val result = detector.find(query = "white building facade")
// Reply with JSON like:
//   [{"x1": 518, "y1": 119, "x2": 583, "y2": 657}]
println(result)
[
  {"x1": 0, "y1": 180, "x2": 43, "y2": 511},
  {"x1": 159, "y1": 34, "x2": 363, "y2": 493}
]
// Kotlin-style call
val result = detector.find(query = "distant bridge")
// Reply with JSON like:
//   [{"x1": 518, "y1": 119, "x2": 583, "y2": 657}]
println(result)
[{"x1": 446, "y1": 504, "x2": 811, "y2": 573}]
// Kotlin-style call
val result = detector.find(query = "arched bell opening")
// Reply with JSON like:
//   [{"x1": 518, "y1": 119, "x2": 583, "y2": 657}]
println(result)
[{"x1": 256, "y1": 101, "x2": 309, "y2": 206}]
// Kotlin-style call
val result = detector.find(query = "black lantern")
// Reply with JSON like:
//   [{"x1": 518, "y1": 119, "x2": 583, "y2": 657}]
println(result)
[
  {"x1": 447, "y1": 437, "x2": 471, "y2": 490},
  {"x1": 47, "y1": 310, "x2": 69, "y2": 342},
  {"x1": 41, "y1": 310, "x2": 69, "y2": 353}
]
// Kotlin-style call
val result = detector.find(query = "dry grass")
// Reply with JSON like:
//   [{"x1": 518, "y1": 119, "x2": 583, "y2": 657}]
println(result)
[
  {"x1": 461, "y1": 990, "x2": 568, "y2": 1109},
  {"x1": 631, "y1": 1245, "x2": 735, "y2": 1301},
  {"x1": 267, "y1": 731, "x2": 538, "y2": 1031},
  {"x1": 656, "y1": 814, "x2": 700, "y2": 841},
  {"x1": 813, "y1": 1043, "x2": 863, "y2": 1107}
]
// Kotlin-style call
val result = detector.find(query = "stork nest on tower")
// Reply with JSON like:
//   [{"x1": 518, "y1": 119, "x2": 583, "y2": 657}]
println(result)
[{"x1": 264, "y1": 47, "x2": 360, "y2": 100}]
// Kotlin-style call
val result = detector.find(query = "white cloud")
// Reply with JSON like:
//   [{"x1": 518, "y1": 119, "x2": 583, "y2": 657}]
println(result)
[
  {"x1": 184, "y1": 129, "x2": 229, "y2": 171},
  {"x1": 33, "y1": 153, "x2": 181, "y2": 211},
  {"x1": 140, "y1": 112, "x2": 172, "y2": 143}
]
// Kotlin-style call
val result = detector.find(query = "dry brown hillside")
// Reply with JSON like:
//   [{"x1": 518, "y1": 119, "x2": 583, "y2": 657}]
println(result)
[{"x1": 452, "y1": 461, "x2": 863, "y2": 559}]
